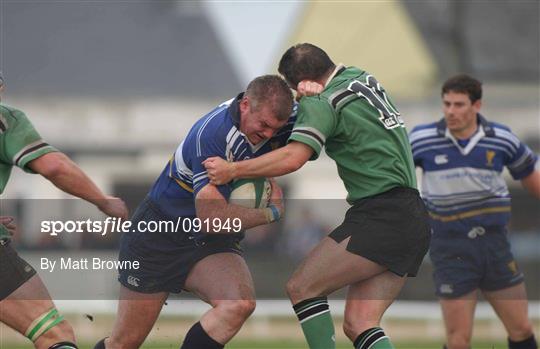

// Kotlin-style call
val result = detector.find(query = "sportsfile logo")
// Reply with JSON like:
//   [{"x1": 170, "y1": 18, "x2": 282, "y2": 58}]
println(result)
[{"x1": 41, "y1": 217, "x2": 130, "y2": 236}]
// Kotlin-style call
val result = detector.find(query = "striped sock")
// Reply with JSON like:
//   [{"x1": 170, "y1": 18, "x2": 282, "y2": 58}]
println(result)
[
  {"x1": 354, "y1": 327, "x2": 394, "y2": 349},
  {"x1": 293, "y1": 297, "x2": 335, "y2": 349}
]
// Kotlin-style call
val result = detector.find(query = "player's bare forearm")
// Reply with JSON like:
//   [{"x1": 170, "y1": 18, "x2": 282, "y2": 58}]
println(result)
[
  {"x1": 28, "y1": 153, "x2": 106, "y2": 202},
  {"x1": 521, "y1": 170, "x2": 540, "y2": 199},
  {"x1": 232, "y1": 146, "x2": 298, "y2": 178},
  {"x1": 27, "y1": 152, "x2": 128, "y2": 218},
  {"x1": 204, "y1": 142, "x2": 313, "y2": 185},
  {"x1": 195, "y1": 184, "x2": 280, "y2": 232}
]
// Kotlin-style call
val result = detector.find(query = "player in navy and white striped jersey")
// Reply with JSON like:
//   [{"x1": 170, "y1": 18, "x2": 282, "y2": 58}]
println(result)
[
  {"x1": 411, "y1": 74, "x2": 539, "y2": 349},
  {"x1": 411, "y1": 113, "x2": 536, "y2": 234},
  {"x1": 95, "y1": 75, "x2": 295, "y2": 349},
  {"x1": 148, "y1": 91, "x2": 296, "y2": 222}
]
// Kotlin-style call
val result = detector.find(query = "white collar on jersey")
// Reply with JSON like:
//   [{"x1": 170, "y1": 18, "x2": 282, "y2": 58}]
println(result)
[
  {"x1": 323, "y1": 64, "x2": 346, "y2": 88},
  {"x1": 445, "y1": 125, "x2": 485, "y2": 156}
]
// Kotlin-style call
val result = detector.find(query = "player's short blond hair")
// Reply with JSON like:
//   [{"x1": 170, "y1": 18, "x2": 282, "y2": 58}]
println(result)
[{"x1": 245, "y1": 75, "x2": 293, "y2": 121}]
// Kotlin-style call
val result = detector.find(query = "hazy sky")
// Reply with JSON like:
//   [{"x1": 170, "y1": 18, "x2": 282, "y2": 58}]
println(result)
[{"x1": 202, "y1": 2, "x2": 305, "y2": 85}]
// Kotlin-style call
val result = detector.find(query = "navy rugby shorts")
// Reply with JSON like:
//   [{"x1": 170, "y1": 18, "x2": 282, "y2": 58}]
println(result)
[
  {"x1": 118, "y1": 197, "x2": 243, "y2": 294},
  {"x1": 430, "y1": 227, "x2": 524, "y2": 298}
]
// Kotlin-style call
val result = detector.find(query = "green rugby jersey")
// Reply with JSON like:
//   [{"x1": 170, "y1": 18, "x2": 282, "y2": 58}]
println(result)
[
  {"x1": 0, "y1": 104, "x2": 57, "y2": 240},
  {"x1": 288, "y1": 66, "x2": 416, "y2": 202}
]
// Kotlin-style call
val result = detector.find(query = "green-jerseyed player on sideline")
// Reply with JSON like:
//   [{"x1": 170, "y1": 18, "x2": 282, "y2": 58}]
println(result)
[
  {"x1": 0, "y1": 72, "x2": 128, "y2": 349},
  {"x1": 203, "y1": 43, "x2": 431, "y2": 349}
]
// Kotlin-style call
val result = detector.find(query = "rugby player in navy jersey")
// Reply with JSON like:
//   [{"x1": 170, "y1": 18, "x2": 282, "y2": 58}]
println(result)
[
  {"x1": 410, "y1": 74, "x2": 539, "y2": 349},
  {"x1": 93, "y1": 75, "x2": 295, "y2": 349}
]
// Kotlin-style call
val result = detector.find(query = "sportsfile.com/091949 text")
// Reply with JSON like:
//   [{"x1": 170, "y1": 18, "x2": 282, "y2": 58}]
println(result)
[{"x1": 40, "y1": 217, "x2": 243, "y2": 236}]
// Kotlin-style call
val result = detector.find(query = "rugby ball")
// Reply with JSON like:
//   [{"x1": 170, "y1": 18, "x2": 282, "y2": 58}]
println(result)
[{"x1": 229, "y1": 178, "x2": 271, "y2": 209}]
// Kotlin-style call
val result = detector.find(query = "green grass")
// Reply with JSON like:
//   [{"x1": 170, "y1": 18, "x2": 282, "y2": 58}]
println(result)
[{"x1": 0, "y1": 340, "x2": 508, "y2": 349}]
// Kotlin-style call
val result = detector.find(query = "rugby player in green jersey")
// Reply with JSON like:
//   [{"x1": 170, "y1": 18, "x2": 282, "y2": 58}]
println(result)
[
  {"x1": 204, "y1": 43, "x2": 431, "y2": 349},
  {"x1": 0, "y1": 72, "x2": 128, "y2": 349}
]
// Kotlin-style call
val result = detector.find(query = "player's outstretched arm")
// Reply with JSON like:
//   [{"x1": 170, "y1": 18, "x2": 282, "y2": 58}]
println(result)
[
  {"x1": 195, "y1": 180, "x2": 283, "y2": 232},
  {"x1": 521, "y1": 170, "x2": 540, "y2": 199},
  {"x1": 27, "y1": 152, "x2": 128, "y2": 219},
  {"x1": 203, "y1": 141, "x2": 313, "y2": 185}
]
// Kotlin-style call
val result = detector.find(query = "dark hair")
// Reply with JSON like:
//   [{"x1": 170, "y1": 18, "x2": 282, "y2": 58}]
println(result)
[
  {"x1": 278, "y1": 43, "x2": 335, "y2": 87},
  {"x1": 245, "y1": 75, "x2": 293, "y2": 121},
  {"x1": 441, "y1": 74, "x2": 482, "y2": 103}
]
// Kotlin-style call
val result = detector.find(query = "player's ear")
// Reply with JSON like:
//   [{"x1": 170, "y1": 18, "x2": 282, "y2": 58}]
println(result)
[
  {"x1": 239, "y1": 96, "x2": 250, "y2": 113},
  {"x1": 472, "y1": 99, "x2": 482, "y2": 112}
]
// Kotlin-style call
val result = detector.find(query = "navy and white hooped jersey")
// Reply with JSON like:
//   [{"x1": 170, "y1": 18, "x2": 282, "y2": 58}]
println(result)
[
  {"x1": 410, "y1": 114, "x2": 537, "y2": 234},
  {"x1": 148, "y1": 93, "x2": 297, "y2": 219}
]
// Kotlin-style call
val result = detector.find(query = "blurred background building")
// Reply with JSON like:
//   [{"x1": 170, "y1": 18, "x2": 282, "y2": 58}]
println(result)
[{"x1": 0, "y1": 0, "x2": 538, "y2": 344}]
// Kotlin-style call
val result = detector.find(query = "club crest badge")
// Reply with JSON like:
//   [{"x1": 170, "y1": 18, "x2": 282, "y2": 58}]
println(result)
[{"x1": 486, "y1": 150, "x2": 496, "y2": 166}]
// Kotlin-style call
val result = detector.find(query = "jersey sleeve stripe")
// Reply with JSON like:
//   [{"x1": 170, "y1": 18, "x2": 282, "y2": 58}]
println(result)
[
  {"x1": 0, "y1": 114, "x2": 6, "y2": 133},
  {"x1": 292, "y1": 127, "x2": 326, "y2": 144},
  {"x1": 289, "y1": 133, "x2": 323, "y2": 155},
  {"x1": 329, "y1": 89, "x2": 358, "y2": 112},
  {"x1": 13, "y1": 140, "x2": 50, "y2": 166},
  {"x1": 509, "y1": 151, "x2": 536, "y2": 171},
  {"x1": 328, "y1": 88, "x2": 353, "y2": 109},
  {"x1": 494, "y1": 128, "x2": 520, "y2": 148},
  {"x1": 291, "y1": 131, "x2": 324, "y2": 150}
]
